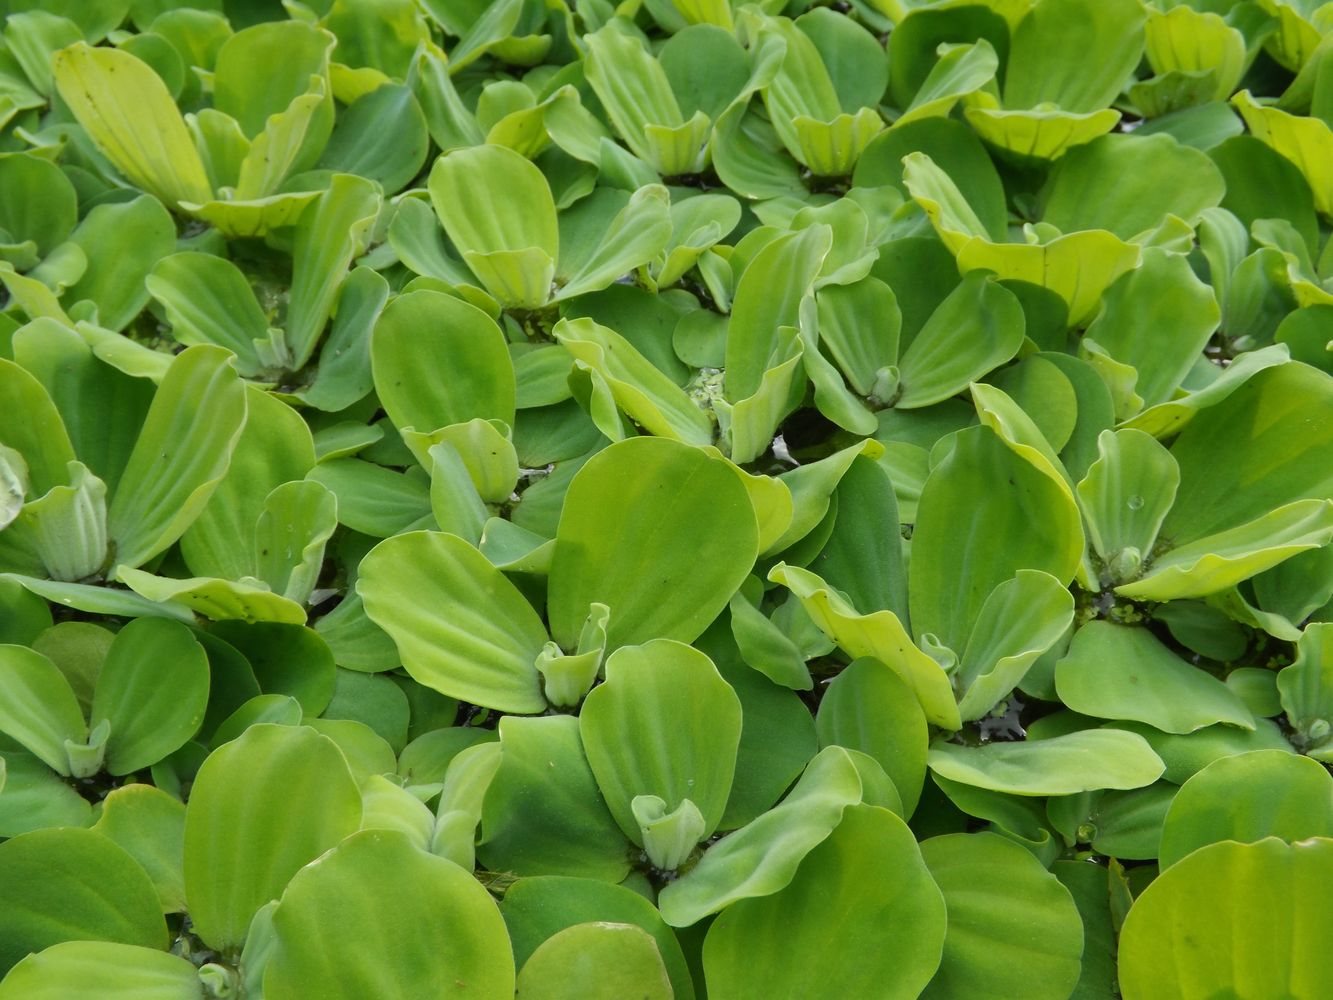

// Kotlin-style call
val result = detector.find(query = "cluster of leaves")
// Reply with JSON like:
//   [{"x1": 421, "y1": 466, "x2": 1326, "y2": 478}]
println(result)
[{"x1": 1, "y1": 0, "x2": 1333, "y2": 996}]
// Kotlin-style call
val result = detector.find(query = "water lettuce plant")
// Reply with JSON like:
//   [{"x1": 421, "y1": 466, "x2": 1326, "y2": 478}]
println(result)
[{"x1": 1, "y1": 0, "x2": 1333, "y2": 996}]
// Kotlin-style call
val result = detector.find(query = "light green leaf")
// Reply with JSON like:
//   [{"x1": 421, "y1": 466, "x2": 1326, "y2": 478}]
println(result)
[
  {"x1": 1077, "y1": 429, "x2": 1179, "y2": 581},
  {"x1": 267, "y1": 830, "x2": 514, "y2": 999},
  {"x1": 555, "y1": 185, "x2": 672, "y2": 300},
  {"x1": 581, "y1": 640, "x2": 741, "y2": 846},
  {"x1": 106, "y1": 345, "x2": 246, "y2": 571},
  {"x1": 516, "y1": 922, "x2": 671, "y2": 1000},
  {"x1": 1277, "y1": 623, "x2": 1333, "y2": 757},
  {"x1": 928, "y1": 730, "x2": 1166, "y2": 795},
  {"x1": 0, "y1": 644, "x2": 85, "y2": 775},
  {"x1": 429, "y1": 144, "x2": 557, "y2": 308},
  {"x1": 1003, "y1": 0, "x2": 1146, "y2": 113},
  {"x1": 910, "y1": 426, "x2": 1083, "y2": 654},
  {"x1": 816, "y1": 657, "x2": 928, "y2": 816},
  {"x1": 1159, "y1": 750, "x2": 1333, "y2": 869},
  {"x1": 0, "y1": 942, "x2": 201, "y2": 1000},
  {"x1": 285, "y1": 174, "x2": 381, "y2": 369},
  {"x1": 52, "y1": 41, "x2": 213, "y2": 207},
  {"x1": 1056, "y1": 621, "x2": 1254, "y2": 733},
  {"x1": 0, "y1": 358, "x2": 77, "y2": 499},
  {"x1": 1040, "y1": 134, "x2": 1225, "y2": 240},
  {"x1": 145, "y1": 253, "x2": 271, "y2": 374},
  {"x1": 90, "y1": 618, "x2": 208, "y2": 775},
  {"x1": 1118, "y1": 838, "x2": 1333, "y2": 999},
  {"x1": 478, "y1": 715, "x2": 630, "y2": 882},
  {"x1": 1163, "y1": 362, "x2": 1333, "y2": 543},
  {"x1": 553, "y1": 317, "x2": 712, "y2": 446},
  {"x1": 896, "y1": 271, "x2": 1025, "y2": 408},
  {"x1": 703, "y1": 805, "x2": 946, "y2": 1000},
  {"x1": 114, "y1": 568, "x2": 306, "y2": 625},
  {"x1": 92, "y1": 785, "x2": 188, "y2": 914},
  {"x1": 501, "y1": 876, "x2": 695, "y2": 1000},
  {"x1": 770, "y1": 563, "x2": 959, "y2": 730},
  {"x1": 724, "y1": 225, "x2": 831, "y2": 402},
  {"x1": 182, "y1": 388, "x2": 314, "y2": 581},
  {"x1": 183, "y1": 724, "x2": 361, "y2": 952},
  {"x1": 252, "y1": 480, "x2": 337, "y2": 605},
  {"x1": 1233, "y1": 89, "x2": 1333, "y2": 217},
  {"x1": 956, "y1": 571, "x2": 1075, "y2": 722},
  {"x1": 371, "y1": 289, "x2": 515, "y2": 436},
  {"x1": 358, "y1": 531, "x2": 548, "y2": 713},
  {"x1": 658, "y1": 746, "x2": 864, "y2": 927},
  {"x1": 548, "y1": 437, "x2": 758, "y2": 651},
  {"x1": 1118, "y1": 499, "x2": 1333, "y2": 601},
  {"x1": 919, "y1": 832, "x2": 1083, "y2": 1000},
  {"x1": 0, "y1": 827, "x2": 166, "y2": 975}
]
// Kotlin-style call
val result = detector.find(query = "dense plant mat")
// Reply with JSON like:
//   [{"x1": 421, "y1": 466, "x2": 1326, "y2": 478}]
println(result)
[{"x1": 1, "y1": 0, "x2": 1333, "y2": 996}]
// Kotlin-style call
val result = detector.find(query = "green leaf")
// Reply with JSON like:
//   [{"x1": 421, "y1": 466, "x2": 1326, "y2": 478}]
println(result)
[
  {"x1": 63, "y1": 194, "x2": 176, "y2": 333},
  {"x1": 521, "y1": 923, "x2": 672, "y2": 1000},
  {"x1": 956, "y1": 571, "x2": 1075, "y2": 722},
  {"x1": 547, "y1": 437, "x2": 757, "y2": 651},
  {"x1": 371, "y1": 288, "x2": 515, "y2": 436},
  {"x1": 703, "y1": 805, "x2": 946, "y2": 1000},
  {"x1": 1118, "y1": 838, "x2": 1333, "y2": 999},
  {"x1": 770, "y1": 563, "x2": 959, "y2": 730},
  {"x1": 1233, "y1": 89, "x2": 1333, "y2": 217},
  {"x1": 52, "y1": 41, "x2": 213, "y2": 207},
  {"x1": 919, "y1": 832, "x2": 1083, "y2": 1000},
  {"x1": 317, "y1": 84, "x2": 428, "y2": 195},
  {"x1": 1277, "y1": 623, "x2": 1333, "y2": 757},
  {"x1": 106, "y1": 345, "x2": 247, "y2": 572},
  {"x1": 1055, "y1": 622, "x2": 1254, "y2": 733},
  {"x1": 553, "y1": 317, "x2": 712, "y2": 446},
  {"x1": 0, "y1": 827, "x2": 166, "y2": 975},
  {"x1": 478, "y1": 715, "x2": 630, "y2": 882},
  {"x1": 1039, "y1": 134, "x2": 1225, "y2": 240},
  {"x1": 0, "y1": 358, "x2": 76, "y2": 498},
  {"x1": 0, "y1": 645, "x2": 84, "y2": 775},
  {"x1": 555, "y1": 185, "x2": 672, "y2": 300},
  {"x1": 92, "y1": 785, "x2": 188, "y2": 914},
  {"x1": 816, "y1": 657, "x2": 928, "y2": 816},
  {"x1": 182, "y1": 724, "x2": 361, "y2": 952},
  {"x1": 252, "y1": 480, "x2": 337, "y2": 605},
  {"x1": 358, "y1": 531, "x2": 548, "y2": 713},
  {"x1": 1163, "y1": 362, "x2": 1333, "y2": 544},
  {"x1": 307, "y1": 458, "x2": 429, "y2": 538},
  {"x1": 0, "y1": 752, "x2": 91, "y2": 838},
  {"x1": 0, "y1": 154, "x2": 77, "y2": 260},
  {"x1": 581, "y1": 640, "x2": 740, "y2": 848},
  {"x1": 91, "y1": 618, "x2": 208, "y2": 775},
  {"x1": 1082, "y1": 248, "x2": 1222, "y2": 409},
  {"x1": 212, "y1": 19, "x2": 332, "y2": 139},
  {"x1": 503, "y1": 877, "x2": 696, "y2": 999},
  {"x1": 182, "y1": 386, "x2": 314, "y2": 581},
  {"x1": 114, "y1": 568, "x2": 307, "y2": 625},
  {"x1": 896, "y1": 271, "x2": 1025, "y2": 408},
  {"x1": 929, "y1": 730, "x2": 1166, "y2": 796},
  {"x1": 267, "y1": 830, "x2": 514, "y2": 999},
  {"x1": 1159, "y1": 750, "x2": 1333, "y2": 869},
  {"x1": 1003, "y1": 0, "x2": 1145, "y2": 113},
  {"x1": 284, "y1": 174, "x2": 381, "y2": 369},
  {"x1": 429, "y1": 144, "x2": 558, "y2": 308},
  {"x1": 724, "y1": 225, "x2": 830, "y2": 402},
  {"x1": 1076, "y1": 429, "x2": 1179, "y2": 580},
  {"x1": 1118, "y1": 499, "x2": 1333, "y2": 601},
  {"x1": 658, "y1": 746, "x2": 864, "y2": 927},
  {"x1": 145, "y1": 253, "x2": 271, "y2": 374},
  {"x1": 0, "y1": 942, "x2": 201, "y2": 1000},
  {"x1": 910, "y1": 426, "x2": 1083, "y2": 654}
]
